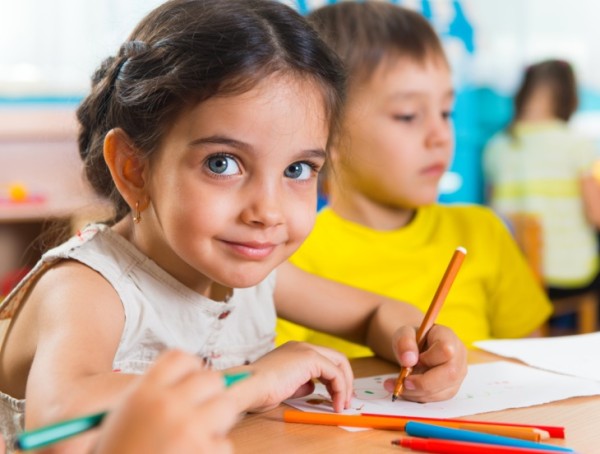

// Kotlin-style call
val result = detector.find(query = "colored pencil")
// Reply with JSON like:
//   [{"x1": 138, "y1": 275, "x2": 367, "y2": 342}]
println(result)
[
  {"x1": 393, "y1": 437, "x2": 577, "y2": 454},
  {"x1": 405, "y1": 421, "x2": 574, "y2": 453},
  {"x1": 14, "y1": 371, "x2": 251, "y2": 451},
  {"x1": 392, "y1": 246, "x2": 467, "y2": 401},
  {"x1": 363, "y1": 413, "x2": 565, "y2": 439},
  {"x1": 283, "y1": 410, "x2": 547, "y2": 441}
]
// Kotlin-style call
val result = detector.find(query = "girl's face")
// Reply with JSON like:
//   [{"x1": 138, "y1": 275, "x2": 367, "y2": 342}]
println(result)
[
  {"x1": 335, "y1": 56, "x2": 454, "y2": 213},
  {"x1": 138, "y1": 74, "x2": 329, "y2": 295}
]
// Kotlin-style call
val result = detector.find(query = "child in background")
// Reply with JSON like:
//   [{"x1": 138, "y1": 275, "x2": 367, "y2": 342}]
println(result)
[
  {"x1": 483, "y1": 59, "x2": 600, "y2": 301},
  {"x1": 277, "y1": 1, "x2": 552, "y2": 357},
  {"x1": 0, "y1": 0, "x2": 466, "y2": 451}
]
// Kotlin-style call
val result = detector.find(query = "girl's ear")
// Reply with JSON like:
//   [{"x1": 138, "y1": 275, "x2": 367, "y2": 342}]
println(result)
[{"x1": 103, "y1": 128, "x2": 149, "y2": 210}]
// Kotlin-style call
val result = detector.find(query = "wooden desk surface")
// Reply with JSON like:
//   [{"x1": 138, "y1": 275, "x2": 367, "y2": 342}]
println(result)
[{"x1": 230, "y1": 350, "x2": 599, "y2": 453}]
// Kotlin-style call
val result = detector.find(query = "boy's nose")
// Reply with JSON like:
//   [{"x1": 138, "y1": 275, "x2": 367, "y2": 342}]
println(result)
[{"x1": 426, "y1": 116, "x2": 452, "y2": 149}]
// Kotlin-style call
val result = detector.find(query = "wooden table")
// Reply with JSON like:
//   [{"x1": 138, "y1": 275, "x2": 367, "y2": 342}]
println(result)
[{"x1": 230, "y1": 350, "x2": 600, "y2": 453}]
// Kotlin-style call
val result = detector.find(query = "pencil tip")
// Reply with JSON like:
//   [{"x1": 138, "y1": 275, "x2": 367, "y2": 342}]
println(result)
[
  {"x1": 536, "y1": 428, "x2": 551, "y2": 440},
  {"x1": 391, "y1": 395, "x2": 397, "y2": 402},
  {"x1": 390, "y1": 440, "x2": 401, "y2": 446}
]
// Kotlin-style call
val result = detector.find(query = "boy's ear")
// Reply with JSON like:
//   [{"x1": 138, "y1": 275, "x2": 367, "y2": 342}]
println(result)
[
  {"x1": 103, "y1": 128, "x2": 148, "y2": 209},
  {"x1": 329, "y1": 141, "x2": 342, "y2": 165}
]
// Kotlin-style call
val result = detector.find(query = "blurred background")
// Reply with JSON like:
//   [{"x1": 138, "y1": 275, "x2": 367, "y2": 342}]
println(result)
[
  {"x1": 3, "y1": 0, "x2": 600, "y2": 203},
  {"x1": 2, "y1": 0, "x2": 600, "y2": 287}
]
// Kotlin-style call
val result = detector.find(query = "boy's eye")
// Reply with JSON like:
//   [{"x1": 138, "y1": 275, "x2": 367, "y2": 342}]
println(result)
[
  {"x1": 442, "y1": 110, "x2": 454, "y2": 120},
  {"x1": 393, "y1": 114, "x2": 415, "y2": 123},
  {"x1": 206, "y1": 155, "x2": 240, "y2": 175},
  {"x1": 284, "y1": 162, "x2": 313, "y2": 180}
]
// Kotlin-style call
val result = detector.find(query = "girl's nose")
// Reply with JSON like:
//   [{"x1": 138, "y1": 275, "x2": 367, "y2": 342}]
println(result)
[{"x1": 240, "y1": 184, "x2": 285, "y2": 228}]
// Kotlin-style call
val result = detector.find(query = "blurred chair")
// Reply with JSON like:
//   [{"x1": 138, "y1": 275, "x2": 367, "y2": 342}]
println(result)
[{"x1": 506, "y1": 212, "x2": 598, "y2": 335}]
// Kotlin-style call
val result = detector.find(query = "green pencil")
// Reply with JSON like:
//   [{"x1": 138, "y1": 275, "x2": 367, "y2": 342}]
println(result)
[{"x1": 14, "y1": 371, "x2": 250, "y2": 451}]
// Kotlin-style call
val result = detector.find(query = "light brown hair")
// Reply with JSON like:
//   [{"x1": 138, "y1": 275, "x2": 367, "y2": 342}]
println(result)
[{"x1": 307, "y1": 1, "x2": 447, "y2": 88}]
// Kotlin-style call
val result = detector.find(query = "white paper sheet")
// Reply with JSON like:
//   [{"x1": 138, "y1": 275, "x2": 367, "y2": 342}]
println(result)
[
  {"x1": 285, "y1": 361, "x2": 600, "y2": 421},
  {"x1": 474, "y1": 333, "x2": 600, "y2": 382}
]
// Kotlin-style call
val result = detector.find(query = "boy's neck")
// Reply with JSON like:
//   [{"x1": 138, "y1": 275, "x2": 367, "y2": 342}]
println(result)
[{"x1": 328, "y1": 188, "x2": 416, "y2": 231}]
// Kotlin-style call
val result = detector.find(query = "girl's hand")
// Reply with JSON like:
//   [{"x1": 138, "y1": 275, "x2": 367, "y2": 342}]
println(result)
[
  {"x1": 383, "y1": 324, "x2": 467, "y2": 402},
  {"x1": 93, "y1": 350, "x2": 238, "y2": 454},
  {"x1": 232, "y1": 341, "x2": 353, "y2": 413}
]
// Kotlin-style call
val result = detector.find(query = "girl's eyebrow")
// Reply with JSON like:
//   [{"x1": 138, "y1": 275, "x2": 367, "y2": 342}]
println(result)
[
  {"x1": 297, "y1": 148, "x2": 327, "y2": 161},
  {"x1": 188, "y1": 135, "x2": 251, "y2": 150},
  {"x1": 188, "y1": 134, "x2": 327, "y2": 160}
]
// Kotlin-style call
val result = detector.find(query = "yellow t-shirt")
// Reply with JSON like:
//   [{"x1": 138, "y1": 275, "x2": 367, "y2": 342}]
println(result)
[{"x1": 276, "y1": 204, "x2": 552, "y2": 356}]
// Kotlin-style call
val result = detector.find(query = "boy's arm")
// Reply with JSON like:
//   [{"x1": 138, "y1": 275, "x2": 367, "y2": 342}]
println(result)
[
  {"x1": 274, "y1": 261, "x2": 424, "y2": 361},
  {"x1": 275, "y1": 262, "x2": 466, "y2": 402}
]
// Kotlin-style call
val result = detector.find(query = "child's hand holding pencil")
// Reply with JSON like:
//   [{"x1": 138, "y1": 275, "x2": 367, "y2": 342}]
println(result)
[{"x1": 384, "y1": 247, "x2": 468, "y2": 402}]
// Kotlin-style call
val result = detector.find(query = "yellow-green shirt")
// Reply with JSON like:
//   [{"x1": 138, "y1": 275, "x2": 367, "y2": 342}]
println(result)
[
  {"x1": 483, "y1": 121, "x2": 599, "y2": 287},
  {"x1": 276, "y1": 204, "x2": 552, "y2": 356}
]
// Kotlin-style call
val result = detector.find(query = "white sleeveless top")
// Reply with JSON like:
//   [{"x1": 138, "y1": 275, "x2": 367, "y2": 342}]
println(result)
[{"x1": 0, "y1": 223, "x2": 277, "y2": 450}]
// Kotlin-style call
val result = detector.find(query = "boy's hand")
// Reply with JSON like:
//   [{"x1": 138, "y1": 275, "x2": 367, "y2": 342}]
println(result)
[
  {"x1": 384, "y1": 324, "x2": 467, "y2": 402},
  {"x1": 231, "y1": 341, "x2": 353, "y2": 413}
]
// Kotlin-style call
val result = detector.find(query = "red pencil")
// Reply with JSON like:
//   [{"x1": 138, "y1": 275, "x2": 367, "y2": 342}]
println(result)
[
  {"x1": 365, "y1": 414, "x2": 565, "y2": 439},
  {"x1": 394, "y1": 437, "x2": 575, "y2": 454}
]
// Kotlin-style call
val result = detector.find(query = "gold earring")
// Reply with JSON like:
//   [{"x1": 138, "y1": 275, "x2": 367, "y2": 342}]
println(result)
[{"x1": 132, "y1": 201, "x2": 141, "y2": 224}]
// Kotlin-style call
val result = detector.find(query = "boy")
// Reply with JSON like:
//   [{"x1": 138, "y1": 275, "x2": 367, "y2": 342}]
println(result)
[{"x1": 277, "y1": 1, "x2": 552, "y2": 356}]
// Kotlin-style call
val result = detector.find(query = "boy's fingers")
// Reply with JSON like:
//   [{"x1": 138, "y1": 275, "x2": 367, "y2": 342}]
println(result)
[{"x1": 393, "y1": 325, "x2": 420, "y2": 367}]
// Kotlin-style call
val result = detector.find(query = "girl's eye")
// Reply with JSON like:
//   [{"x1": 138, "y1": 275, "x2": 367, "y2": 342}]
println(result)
[
  {"x1": 284, "y1": 162, "x2": 314, "y2": 180},
  {"x1": 442, "y1": 110, "x2": 454, "y2": 120},
  {"x1": 206, "y1": 155, "x2": 240, "y2": 176}
]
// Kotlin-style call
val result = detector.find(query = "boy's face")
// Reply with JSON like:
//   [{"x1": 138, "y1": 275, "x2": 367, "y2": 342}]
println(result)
[
  {"x1": 136, "y1": 74, "x2": 329, "y2": 294},
  {"x1": 335, "y1": 56, "x2": 454, "y2": 211}
]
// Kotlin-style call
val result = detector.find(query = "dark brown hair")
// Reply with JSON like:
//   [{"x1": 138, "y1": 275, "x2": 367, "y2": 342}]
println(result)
[
  {"x1": 77, "y1": 0, "x2": 346, "y2": 221},
  {"x1": 307, "y1": 1, "x2": 447, "y2": 87},
  {"x1": 511, "y1": 59, "x2": 578, "y2": 130}
]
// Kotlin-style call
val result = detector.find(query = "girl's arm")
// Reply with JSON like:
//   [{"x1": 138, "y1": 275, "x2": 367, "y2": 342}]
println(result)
[
  {"x1": 23, "y1": 261, "x2": 354, "y2": 444},
  {"x1": 580, "y1": 172, "x2": 600, "y2": 229},
  {"x1": 92, "y1": 350, "x2": 239, "y2": 454},
  {"x1": 275, "y1": 262, "x2": 467, "y2": 401},
  {"x1": 22, "y1": 261, "x2": 138, "y2": 454}
]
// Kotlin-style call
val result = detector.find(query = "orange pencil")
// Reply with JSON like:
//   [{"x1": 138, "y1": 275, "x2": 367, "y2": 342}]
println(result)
[
  {"x1": 362, "y1": 413, "x2": 564, "y2": 438},
  {"x1": 282, "y1": 411, "x2": 548, "y2": 442},
  {"x1": 392, "y1": 246, "x2": 467, "y2": 401}
]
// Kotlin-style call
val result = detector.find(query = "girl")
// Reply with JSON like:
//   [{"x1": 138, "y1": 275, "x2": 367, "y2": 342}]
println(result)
[
  {"x1": 277, "y1": 1, "x2": 552, "y2": 357},
  {"x1": 484, "y1": 59, "x2": 600, "y2": 301},
  {"x1": 0, "y1": 0, "x2": 465, "y2": 452}
]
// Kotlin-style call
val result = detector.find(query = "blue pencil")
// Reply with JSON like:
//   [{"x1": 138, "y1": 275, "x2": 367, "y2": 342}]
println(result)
[{"x1": 405, "y1": 421, "x2": 575, "y2": 453}]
